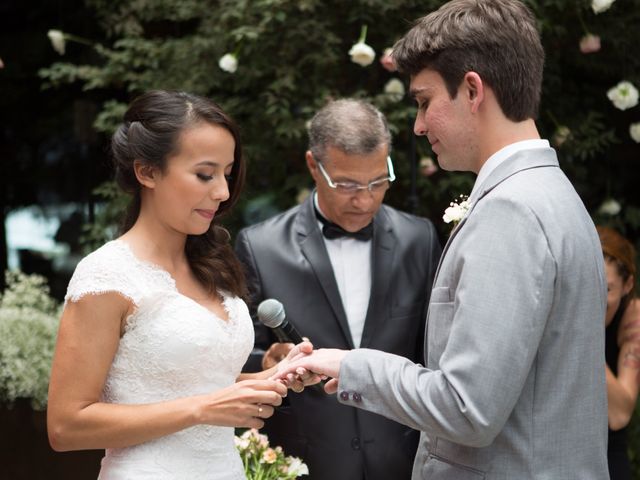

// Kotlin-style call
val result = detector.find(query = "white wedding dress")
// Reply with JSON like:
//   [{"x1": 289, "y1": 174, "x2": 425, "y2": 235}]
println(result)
[{"x1": 65, "y1": 239, "x2": 254, "y2": 479}]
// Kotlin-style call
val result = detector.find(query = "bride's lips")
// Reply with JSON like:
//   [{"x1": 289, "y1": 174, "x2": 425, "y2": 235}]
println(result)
[{"x1": 195, "y1": 209, "x2": 217, "y2": 220}]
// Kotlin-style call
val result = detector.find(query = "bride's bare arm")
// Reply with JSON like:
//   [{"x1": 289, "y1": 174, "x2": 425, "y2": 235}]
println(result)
[{"x1": 47, "y1": 292, "x2": 286, "y2": 452}]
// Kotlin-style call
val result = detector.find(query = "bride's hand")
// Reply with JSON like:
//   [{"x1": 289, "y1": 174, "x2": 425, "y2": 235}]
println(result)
[{"x1": 197, "y1": 379, "x2": 287, "y2": 429}]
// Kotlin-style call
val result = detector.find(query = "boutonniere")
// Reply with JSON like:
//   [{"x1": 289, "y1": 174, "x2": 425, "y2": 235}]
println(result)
[{"x1": 443, "y1": 195, "x2": 472, "y2": 227}]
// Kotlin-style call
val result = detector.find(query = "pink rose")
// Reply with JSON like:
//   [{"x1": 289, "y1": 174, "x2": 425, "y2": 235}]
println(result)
[
  {"x1": 420, "y1": 157, "x2": 438, "y2": 177},
  {"x1": 579, "y1": 34, "x2": 601, "y2": 54},
  {"x1": 380, "y1": 48, "x2": 397, "y2": 72}
]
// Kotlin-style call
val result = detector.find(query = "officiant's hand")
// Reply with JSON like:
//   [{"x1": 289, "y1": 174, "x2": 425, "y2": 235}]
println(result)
[
  {"x1": 262, "y1": 342, "x2": 295, "y2": 370},
  {"x1": 273, "y1": 348, "x2": 348, "y2": 394}
]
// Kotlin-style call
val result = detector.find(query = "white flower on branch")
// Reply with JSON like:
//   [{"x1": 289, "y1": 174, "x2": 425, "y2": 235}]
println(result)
[
  {"x1": 384, "y1": 78, "x2": 405, "y2": 102},
  {"x1": 591, "y1": 0, "x2": 615, "y2": 14},
  {"x1": 607, "y1": 81, "x2": 639, "y2": 111},
  {"x1": 218, "y1": 53, "x2": 238, "y2": 73},
  {"x1": 598, "y1": 198, "x2": 621, "y2": 216},
  {"x1": 630, "y1": 123, "x2": 640, "y2": 143},
  {"x1": 349, "y1": 25, "x2": 375, "y2": 67},
  {"x1": 47, "y1": 29, "x2": 66, "y2": 55}
]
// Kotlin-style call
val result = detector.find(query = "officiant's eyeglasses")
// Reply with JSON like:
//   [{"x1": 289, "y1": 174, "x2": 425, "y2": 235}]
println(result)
[{"x1": 317, "y1": 156, "x2": 396, "y2": 195}]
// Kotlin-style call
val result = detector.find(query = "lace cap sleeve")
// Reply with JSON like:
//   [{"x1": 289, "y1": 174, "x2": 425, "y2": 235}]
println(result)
[{"x1": 65, "y1": 241, "x2": 143, "y2": 305}]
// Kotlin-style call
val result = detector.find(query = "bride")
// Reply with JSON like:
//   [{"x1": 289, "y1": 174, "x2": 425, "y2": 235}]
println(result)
[{"x1": 47, "y1": 90, "x2": 312, "y2": 479}]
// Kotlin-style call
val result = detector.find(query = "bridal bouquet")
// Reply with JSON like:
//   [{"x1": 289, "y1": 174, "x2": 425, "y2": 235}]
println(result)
[{"x1": 235, "y1": 429, "x2": 309, "y2": 479}]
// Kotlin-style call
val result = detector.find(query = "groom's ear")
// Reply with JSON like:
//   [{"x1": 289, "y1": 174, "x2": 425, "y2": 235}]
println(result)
[
  {"x1": 133, "y1": 160, "x2": 158, "y2": 188},
  {"x1": 463, "y1": 71, "x2": 485, "y2": 114}
]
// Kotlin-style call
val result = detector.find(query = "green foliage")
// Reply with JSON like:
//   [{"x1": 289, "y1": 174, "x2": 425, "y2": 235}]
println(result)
[
  {"x1": 0, "y1": 272, "x2": 61, "y2": 410},
  {"x1": 37, "y1": 0, "x2": 640, "y2": 244}
]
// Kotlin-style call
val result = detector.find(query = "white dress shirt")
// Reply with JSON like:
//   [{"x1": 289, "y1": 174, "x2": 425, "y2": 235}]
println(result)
[
  {"x1": 469, "y1": 139, "x2": 550, "y2": 202},
  {"x1": 314, "y1": 194, "x2": 371, "y2": 348}
]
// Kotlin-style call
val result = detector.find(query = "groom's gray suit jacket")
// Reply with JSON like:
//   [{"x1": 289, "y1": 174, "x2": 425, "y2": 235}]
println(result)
[
  {"x1": 339, "y1": 147, "x2": 610, "y2": 479},
  {"x1": 236, "y1": 195, "x2": 441, "y2": 480}
]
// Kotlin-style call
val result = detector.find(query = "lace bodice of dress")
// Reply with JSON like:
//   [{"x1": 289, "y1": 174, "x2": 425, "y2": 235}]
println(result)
[{"x1": 65, "y1": 240, "x2": 254, "y2": 479}]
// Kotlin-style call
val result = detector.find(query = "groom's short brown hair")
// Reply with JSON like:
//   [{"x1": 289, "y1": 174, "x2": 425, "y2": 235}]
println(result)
[{"x1": 393, "y1": 0, "x2": 544, "y2": 122}]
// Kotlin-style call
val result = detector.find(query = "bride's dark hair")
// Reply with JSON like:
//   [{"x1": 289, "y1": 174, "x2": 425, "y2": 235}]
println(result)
[{"x1": 111, "y1": 90, "x2": 247, "y2": 298}]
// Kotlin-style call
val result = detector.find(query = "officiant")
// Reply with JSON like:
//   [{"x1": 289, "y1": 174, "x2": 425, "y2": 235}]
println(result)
[{"x1": 236, "y1": 98, "x2": 442, "y2": 480}]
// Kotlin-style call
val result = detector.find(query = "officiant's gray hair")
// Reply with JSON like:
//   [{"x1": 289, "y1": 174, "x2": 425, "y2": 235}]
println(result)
[{"x1": 308, "y1": 99, "x2": 391, "y2": 163}]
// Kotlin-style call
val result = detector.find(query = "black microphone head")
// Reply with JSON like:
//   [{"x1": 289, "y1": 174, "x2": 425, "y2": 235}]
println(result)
[{"x1": 257, "y1": 299, "x2": 286, "y2": 328}]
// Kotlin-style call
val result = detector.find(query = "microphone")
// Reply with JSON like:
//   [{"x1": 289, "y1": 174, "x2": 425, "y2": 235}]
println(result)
[{"x1": 257, "y1": 299, "x2": 304, "y2": 345}]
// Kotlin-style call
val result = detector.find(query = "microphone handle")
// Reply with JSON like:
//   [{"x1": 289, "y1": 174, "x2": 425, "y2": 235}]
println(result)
[{"x1": 275, "y1": 321, "x2": 304, "y2": 344}]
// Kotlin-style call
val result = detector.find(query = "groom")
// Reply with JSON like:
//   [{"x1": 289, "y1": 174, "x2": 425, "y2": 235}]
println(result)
[{"x1": 277, "y1": 0, "x2": 610, "y2": 478}]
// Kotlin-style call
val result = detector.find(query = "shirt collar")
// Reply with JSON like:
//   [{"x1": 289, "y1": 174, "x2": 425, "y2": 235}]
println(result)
[{"x1": 469, "y1": 139, "x2": 550, "y2": 202}]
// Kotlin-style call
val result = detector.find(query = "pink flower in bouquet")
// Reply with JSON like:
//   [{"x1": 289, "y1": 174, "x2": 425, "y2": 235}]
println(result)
[
  {"x1": 380, "y1": 48, "x2": 397, "y2": 72},
  {"x1": 579, "y1": 34, "x2": 601, "y2": 54}
]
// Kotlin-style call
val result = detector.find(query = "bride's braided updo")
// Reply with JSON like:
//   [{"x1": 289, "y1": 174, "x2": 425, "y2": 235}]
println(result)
[{"x1": 111, "y1": 90, "x2": 247, "y2": 298}]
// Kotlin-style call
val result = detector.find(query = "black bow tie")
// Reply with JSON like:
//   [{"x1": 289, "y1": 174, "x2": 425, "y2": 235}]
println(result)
[{"x1": 315, "y1": 209, "x2": 373, "y2": 241}]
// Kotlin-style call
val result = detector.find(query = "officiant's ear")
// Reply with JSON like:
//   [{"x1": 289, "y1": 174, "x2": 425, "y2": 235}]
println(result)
[
  {"x1": 306, "y1": 150, "x2": 320, "y2": 182},
  {"x1": 133, "y1": 160, "x2": 159, "y2": 189}
]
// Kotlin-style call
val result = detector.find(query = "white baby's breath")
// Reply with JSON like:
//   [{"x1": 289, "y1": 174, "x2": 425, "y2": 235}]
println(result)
[
  {"x1": 0, "y1": 272, "x2": 61, "y2": 410},
  {"x1": 607, "y1": 81, "x2": 639, "y2": 111}
]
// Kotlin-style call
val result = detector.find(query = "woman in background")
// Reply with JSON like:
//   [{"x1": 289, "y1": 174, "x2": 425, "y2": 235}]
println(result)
[{"x1": 597, "y1": 225, "x2": 640, "y2": 480}]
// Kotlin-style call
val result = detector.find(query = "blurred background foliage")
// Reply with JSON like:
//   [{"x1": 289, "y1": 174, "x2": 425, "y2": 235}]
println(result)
[{"x1": 35, "y1": 0, "x2": 640, "y2": 248}]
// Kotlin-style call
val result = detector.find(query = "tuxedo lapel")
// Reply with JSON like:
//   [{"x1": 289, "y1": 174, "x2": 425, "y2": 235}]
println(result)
[
  {"x1": 359, "y1": 209, "x2": 395, "y2": 348},
  {"x1": 296, "y1": 196, "x2": 354, "y2": 348}
]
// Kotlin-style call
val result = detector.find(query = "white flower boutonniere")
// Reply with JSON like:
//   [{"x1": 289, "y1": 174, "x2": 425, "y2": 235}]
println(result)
[{"x1": 443, "y1": 195, "x2": 472, "y2": 226}]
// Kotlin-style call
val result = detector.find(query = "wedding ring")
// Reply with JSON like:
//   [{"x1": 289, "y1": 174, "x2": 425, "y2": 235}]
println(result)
[{"x1": 257, "y1": 406, "x2": 263, "y2": 417}]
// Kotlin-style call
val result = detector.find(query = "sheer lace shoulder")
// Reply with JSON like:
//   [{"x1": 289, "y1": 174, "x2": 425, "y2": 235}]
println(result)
[{"x1": 64, "y1": 240, "x2": 174, "y2": 305}]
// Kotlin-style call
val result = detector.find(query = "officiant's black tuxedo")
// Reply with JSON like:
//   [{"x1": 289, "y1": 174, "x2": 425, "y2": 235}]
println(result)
[{"x1": 236, "y1": 194, "x2": 441, "y2": 480}]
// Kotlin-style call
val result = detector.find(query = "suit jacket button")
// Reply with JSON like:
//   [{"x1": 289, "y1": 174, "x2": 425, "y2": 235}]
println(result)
[
  {"x1": 352, "y1": 392, "x2": 362, "y2": 402},
  {"x1": 339, "y1": 391, "x2": 350, "y2": 401},
  {"x1": 351, "y1": 437, "x2": 361, "y2": 450}
]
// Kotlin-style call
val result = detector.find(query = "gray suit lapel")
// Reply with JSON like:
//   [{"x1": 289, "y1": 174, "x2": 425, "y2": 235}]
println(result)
[
  {"x1": 296, "y1": 196, "x2": 354, "y2": 348},
  {"x1": 431, "y1": 148, "x2": 559, "y2": 285},
  {"x1": 360, "y1": 208, "x2": 395, "y2": 348}
]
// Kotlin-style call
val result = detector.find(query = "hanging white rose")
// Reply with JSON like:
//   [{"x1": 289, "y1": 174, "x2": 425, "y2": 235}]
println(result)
[
  {"x1": 384, "y1": 78, "x2": 405, "y2": 102},
  {"x1": 218, "y1": 53, "x2": 238, "y2": 73},
  {"x1": 607, "y1": 81, "x2": 639, "y2": 111},
  {"x1": 598, "y1": 198, "x2": 621, "y2": 216},
  {"x1": 349, "y1": 25, "x2": 375, "y2": 67},
  {"x1": 349, "y1": 42, "x2": 375, "y2": 67},
  {"x1": 47, "y1": 29, "x2": 66, "y2": 55},
  {"x1": 630, "y1": 123, "x2": 640, "y2": 143},
  {"x1": 591, "y1": 0, "x2": 615, "y2": 14}
]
